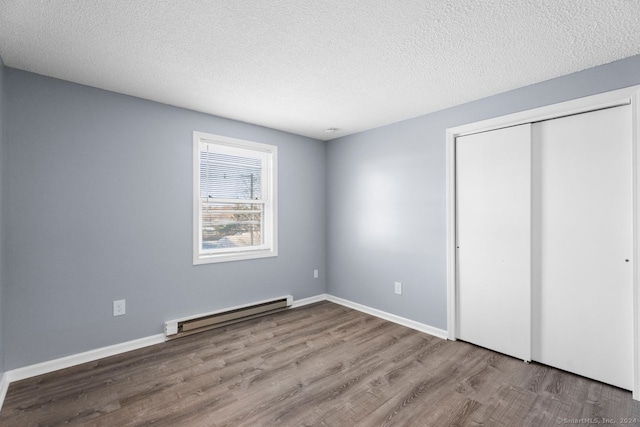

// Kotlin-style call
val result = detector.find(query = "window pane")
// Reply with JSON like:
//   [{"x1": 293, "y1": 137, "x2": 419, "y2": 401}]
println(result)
[
  {"x1": 201, "y1": 202, "x2": 264, "y2": 250},
  {"x1": 200, "y1": 151, "x2": 262, "y2": 199}
]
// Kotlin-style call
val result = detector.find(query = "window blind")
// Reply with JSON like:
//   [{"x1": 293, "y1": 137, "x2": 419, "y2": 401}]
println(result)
[
  {"x1": 199, "y1": 150, "x2": 263, "y2": 200},
  {"x1": 199, "y1": 143, "x2": 266, "y2": 252}
]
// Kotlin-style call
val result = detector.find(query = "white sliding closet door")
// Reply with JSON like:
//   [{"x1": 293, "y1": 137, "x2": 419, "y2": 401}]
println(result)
[
  {"x1": 531, "y1": 105, "x2": 633, "y2": 390},
  {"x1": 456, "y1": 124, "x2": 531, "y2": 360}
]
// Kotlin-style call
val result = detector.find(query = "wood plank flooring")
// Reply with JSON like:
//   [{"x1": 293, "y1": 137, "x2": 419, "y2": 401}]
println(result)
[{"x1": 1, "y1": 301, "x2": 639, "y2": 426}]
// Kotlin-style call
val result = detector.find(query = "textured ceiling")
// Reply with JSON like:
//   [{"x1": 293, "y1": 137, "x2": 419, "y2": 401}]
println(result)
[{"x1": 1, "y1": 1, "x2": 640, "y2": 141}]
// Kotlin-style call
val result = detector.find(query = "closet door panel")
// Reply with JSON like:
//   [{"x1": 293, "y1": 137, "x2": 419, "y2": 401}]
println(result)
[
  {"x1": 532, "y1": 105, "x2": 633, "y2": 390},
  {"x1": 456, "y1": 124, "x2": 531, "y2": 360}
]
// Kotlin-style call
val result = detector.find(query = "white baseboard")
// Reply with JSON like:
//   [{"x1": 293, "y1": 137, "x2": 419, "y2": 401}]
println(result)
[
  {"x1": 0, "y1": 333, "x2": 162, "y2": 411},
  {"x1": 0, "y1": 373, "x2": 9, "y2": 412},
  {"x1": 326, "y1": 295, "x2": 449, "y2": 340},
  {"x1": 292, "y1": 293, "x2": 448, "y2": 340},
  {"x1": 0, "y1": 294, "x2": 447, "y2": 412},
  {"x1": 5, "y1": 334, "x2": 165, "y2": 385},
  {"x1": 291, "y1": 293, "x2": 328, "y2": 308}
]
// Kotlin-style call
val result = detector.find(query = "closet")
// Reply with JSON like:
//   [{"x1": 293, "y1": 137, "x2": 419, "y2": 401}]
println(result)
[{"x1": 448, "y1": 89, "x2": 638, "y2": 395}]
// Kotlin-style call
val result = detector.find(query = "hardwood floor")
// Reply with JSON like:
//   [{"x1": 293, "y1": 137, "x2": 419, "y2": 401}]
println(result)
[{"x1": 1, "y1": 301, "x2": 639, "y2": 426}]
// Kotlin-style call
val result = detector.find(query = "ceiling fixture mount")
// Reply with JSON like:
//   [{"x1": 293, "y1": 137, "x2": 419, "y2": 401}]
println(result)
[{"x1": 325, "y1": 128, "x2": 339, "y2": 134}]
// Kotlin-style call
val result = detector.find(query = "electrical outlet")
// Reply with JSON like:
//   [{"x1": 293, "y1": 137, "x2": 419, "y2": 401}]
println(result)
[
  {"x1": 113, "y1": 299, "x2": 126, "y2": 316},
  {"x1": 313, "y1": 269, "x2": 319, "y2": 279},
  {"x1": 394, "y1": 282, "x2": 402, "y2": 295}
]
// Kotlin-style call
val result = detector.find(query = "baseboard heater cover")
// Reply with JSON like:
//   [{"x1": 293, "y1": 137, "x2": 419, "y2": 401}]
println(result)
[{"x1": 164, "y1": 295, "x2": 293, "y2": 340}]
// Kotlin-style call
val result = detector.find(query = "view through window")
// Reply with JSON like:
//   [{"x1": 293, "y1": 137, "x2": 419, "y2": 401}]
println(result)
[{"x1": 193, "y1": 132, "x2": 277, "y2": 264}]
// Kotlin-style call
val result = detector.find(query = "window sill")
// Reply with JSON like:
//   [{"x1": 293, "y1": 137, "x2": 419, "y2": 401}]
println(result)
[{"x1": 193, "y1": 249, "x2": 278, "y2": 265}]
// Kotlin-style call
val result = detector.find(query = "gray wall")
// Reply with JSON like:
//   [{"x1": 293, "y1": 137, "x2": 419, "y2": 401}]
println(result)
[
  {"x1": 0, "y1": 54, "x2": 5, "y2": 374},
  {"x1": 326, "y1": 54, "x2": 640, "y2": 330},
  {"x1": 5, "y1": 54, "x2": 640, "y2": 372},
  {"x1": 4, "y1": 70, "x2": 326, "y2": 370}
]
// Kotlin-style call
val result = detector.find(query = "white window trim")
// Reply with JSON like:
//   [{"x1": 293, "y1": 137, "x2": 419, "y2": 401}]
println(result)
[{"x1": 193, "y1": 131, "x2": 278, "y2": 264}]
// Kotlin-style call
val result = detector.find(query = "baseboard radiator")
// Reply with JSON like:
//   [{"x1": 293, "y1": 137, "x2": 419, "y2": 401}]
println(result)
[{"x1": 164, "y1": 295, "x2": 293, "y2": 340}]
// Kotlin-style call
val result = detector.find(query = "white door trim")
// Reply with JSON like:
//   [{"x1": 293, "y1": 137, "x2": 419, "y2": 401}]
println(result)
[{"x1": 445, "y1": 85, "x2": 640, "y2": 400}]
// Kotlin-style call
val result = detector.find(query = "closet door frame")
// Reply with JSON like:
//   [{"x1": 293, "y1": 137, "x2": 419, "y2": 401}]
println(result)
[{"x1": 445, "y1": 85, "x2": 640, "y2": 400}]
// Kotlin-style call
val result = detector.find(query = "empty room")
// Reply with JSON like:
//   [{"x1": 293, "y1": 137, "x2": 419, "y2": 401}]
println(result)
[{"x1": 1, "y1": 1, "x2": 640, "y2": 425}]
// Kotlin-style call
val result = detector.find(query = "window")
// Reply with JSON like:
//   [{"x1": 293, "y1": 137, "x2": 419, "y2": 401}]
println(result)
[{"x1": 193, "y1": 132, "x2": 277, "y2": 264}]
